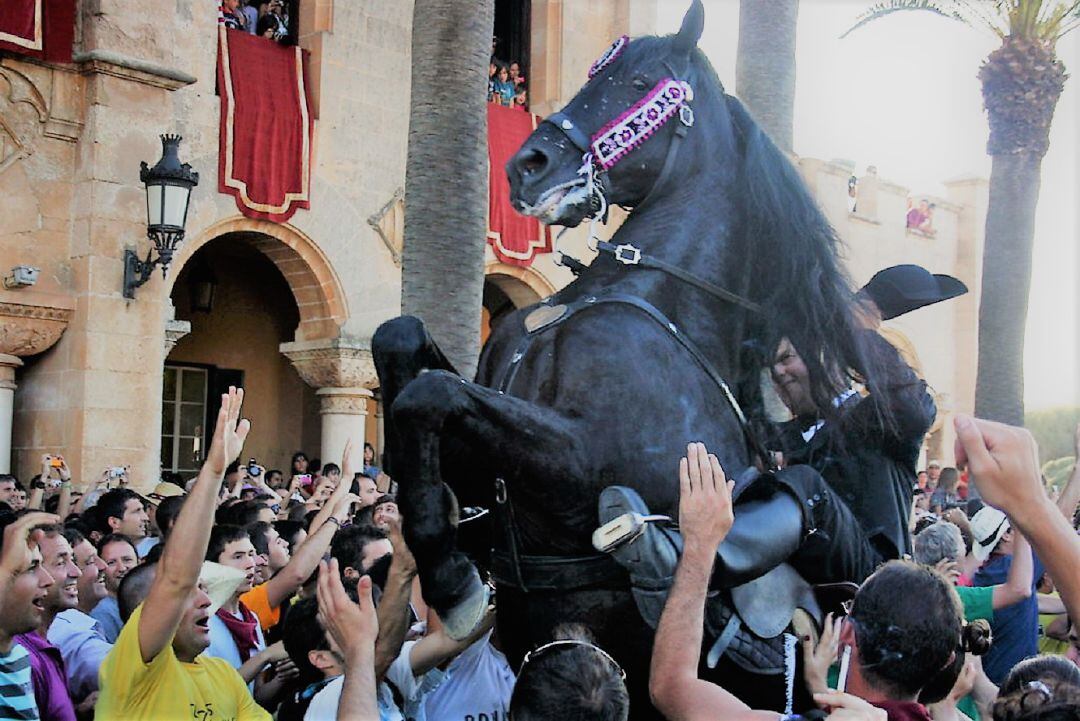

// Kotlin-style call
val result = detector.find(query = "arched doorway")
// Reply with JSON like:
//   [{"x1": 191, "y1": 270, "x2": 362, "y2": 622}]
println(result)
[
  {"x1": 163, "y1": 232, "x2": 329, "y2": 479},
  {"x1": 480, "y1": 263, "x2": 555, "y2": 344}
]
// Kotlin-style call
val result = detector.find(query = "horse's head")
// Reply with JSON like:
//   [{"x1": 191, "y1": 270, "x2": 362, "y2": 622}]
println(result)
[{"x1": 507, "y1": 1, "x2": 709, "y2": 227}]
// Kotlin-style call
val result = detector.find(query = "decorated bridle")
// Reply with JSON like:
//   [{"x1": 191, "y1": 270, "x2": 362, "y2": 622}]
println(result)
[
  {"x1": 544, "y1": 35, "x2": 696, "y2": 226},
  {"x1": 543, "y1": 36, "x2": 763, "y2": 317}
]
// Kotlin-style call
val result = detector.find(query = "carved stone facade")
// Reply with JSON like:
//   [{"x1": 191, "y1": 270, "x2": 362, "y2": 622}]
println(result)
[
  {"x1": 1, "y1": 0, "x2": 983, "y2": 482},
  {"x1": 0, "y1": 292, "x2": 74, "y2": 357},
  {"x1": 280, "y1": 338, "x2": 379, "y2": 391}
]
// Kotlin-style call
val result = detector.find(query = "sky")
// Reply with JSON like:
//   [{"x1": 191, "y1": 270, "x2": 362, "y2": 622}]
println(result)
[{"x1": 656, "y1": 0, "x2": 1079, "y2": 411}]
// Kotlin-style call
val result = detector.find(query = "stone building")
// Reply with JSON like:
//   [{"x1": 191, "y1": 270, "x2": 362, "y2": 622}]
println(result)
[{"x1": 0, "y1": 0, "x2": 983, "y2": 487}]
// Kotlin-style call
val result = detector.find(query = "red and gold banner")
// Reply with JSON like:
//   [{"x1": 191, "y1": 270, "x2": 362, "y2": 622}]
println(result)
[
  {"x1": 487, "y1": 103, "x2": 553, "y2": 268},
  {"x1": 217, "y1": 27, "x2": 313, "y2": 223},
  {"x1": 0, "y1": 0, "x2": 75, "y2": 63}
]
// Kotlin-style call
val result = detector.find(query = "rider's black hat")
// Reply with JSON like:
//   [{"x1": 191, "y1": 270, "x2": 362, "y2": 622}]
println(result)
[{"x1": 860, "y1": 264, "x2": 968, "y2": 320}]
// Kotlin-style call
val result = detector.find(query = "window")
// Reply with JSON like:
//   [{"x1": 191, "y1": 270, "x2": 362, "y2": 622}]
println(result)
[{"x1": 161, "y1": 366, "x2": 209, "y2": 475}]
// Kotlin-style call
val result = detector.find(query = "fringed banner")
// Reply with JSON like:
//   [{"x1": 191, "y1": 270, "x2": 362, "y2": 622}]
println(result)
[
  {"x1": 0, "y1": 0, "x2": 75, "y2": 63},
  {"x1": 217, "y1": 27, "x2": 313, "y2": 223},
  {"x1": 487, "y1": 103, "x2": 553, "y2": 267}
]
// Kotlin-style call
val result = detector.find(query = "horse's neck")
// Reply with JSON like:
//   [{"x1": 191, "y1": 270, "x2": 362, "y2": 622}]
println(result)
[{"x1": 581, "y1": 182, "x2": 749, "y2": 372}]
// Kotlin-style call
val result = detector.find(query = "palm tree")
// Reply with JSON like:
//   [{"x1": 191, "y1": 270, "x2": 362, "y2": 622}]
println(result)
[
  {"x1": 736, "y1": 0, "x2": 800, "y2": 153},
  {"x1": 402, "y1": 0, "x2": 495, "y2": 379},
  {"x1": 845, "y1": 1, "x2": 1076, "y2": 426}
]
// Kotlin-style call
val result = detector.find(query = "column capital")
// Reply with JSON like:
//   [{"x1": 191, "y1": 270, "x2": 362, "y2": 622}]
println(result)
[
  {"x1": 0, "y1": 354, "x2": 22, "y2": 391},
  {"x1": 280, "y1": 337, "x2": 378, "y2": 390},
  {"x1": 316, "y1": 386, "x2": 373, "y2": 416}
]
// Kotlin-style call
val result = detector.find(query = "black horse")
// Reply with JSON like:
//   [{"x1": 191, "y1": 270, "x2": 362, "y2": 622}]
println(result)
[{"x1": 374, "y1": 2, "x2": 885, "y2": 716}]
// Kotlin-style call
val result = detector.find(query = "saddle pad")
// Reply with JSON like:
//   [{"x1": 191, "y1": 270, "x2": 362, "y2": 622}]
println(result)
[{"x1": 731, "y1": 562, "x2": 822, "y2": 639}]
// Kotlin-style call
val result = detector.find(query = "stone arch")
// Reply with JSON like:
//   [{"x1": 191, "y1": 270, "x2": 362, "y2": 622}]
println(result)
[
  {"x1": 484, "y1": 261, "x2": 557, "y2": 307},
  {"x1": 170, "y1": 216, "x2": 348, "y2": 341}
]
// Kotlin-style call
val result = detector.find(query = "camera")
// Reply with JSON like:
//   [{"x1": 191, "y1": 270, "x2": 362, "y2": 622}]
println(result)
[
  {"x1": 247, "y1": 458, "x2": 261, "y2": 477},
  {"x1": 49, "y1": 456, "x2": 63, "y2": 468},
  {"x1": 109, "y1": 466, "x2": 127, "y2": 479}
]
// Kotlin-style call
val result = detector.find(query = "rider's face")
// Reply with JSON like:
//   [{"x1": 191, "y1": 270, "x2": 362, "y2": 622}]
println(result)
[{"x1": 771, "y1": 339, "x2": 816, "y2": 417}]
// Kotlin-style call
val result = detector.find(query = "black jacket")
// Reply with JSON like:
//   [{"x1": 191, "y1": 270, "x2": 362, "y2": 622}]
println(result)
[{"x1": 775, "y1": 331, "x2": 935, "y2": 561}]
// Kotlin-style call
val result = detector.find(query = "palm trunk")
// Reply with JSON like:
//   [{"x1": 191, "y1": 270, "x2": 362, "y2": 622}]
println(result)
[
  {"x1": 402, "y1": 0, "x2": 494, "y2": 380},
  {"x1": 735, "y1": 0, "x2": 799, "y2": 153},
  {"x1": 974, "y1": 152, "x2": 1043, "y2": 426}
]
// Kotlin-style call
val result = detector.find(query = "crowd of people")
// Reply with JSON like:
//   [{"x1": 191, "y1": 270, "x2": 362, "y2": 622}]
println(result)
[
  {"x1": 0, "y1": 393, "x2": 518, "y2": 720},
  {"x1": 489, "y1": 45, "x2": 528, "y2": 110},
  {"x1": 220, "y1": 0, "x2": 291, "y2": 43},
  {"x1": 1, "y1": 330, "x2": 1079, "y2": 720}
]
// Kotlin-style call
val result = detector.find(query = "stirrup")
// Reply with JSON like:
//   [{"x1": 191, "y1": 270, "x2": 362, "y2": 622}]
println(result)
[{"x1": 592, "y1": 512, "x2": 673, "y2": 553}]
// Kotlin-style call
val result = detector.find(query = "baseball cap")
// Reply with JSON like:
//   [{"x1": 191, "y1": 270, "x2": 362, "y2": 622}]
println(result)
[{"x1": 970, "y1": 506, "x2": 1010, "y2": 562}]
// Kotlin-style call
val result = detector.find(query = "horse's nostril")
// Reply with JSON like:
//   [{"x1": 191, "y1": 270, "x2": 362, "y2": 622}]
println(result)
[{"x1": 519, "y1": 149, "x2": 549, "y2": 177}]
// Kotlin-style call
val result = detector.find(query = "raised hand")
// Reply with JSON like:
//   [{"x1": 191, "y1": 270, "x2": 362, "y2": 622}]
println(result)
[
  {"x1": 0, "y1": 511, "x2": 59, "y2": 579},
  {"x1": 205, "y1": 387, "x2": 251, "y2": 476},
  {"x1": 678, "y1": 442, "x2": 735, "y2": 552},
  {"x1": 803, "y1": 612, "x2": 841, "y2": 696},
  {"x1": 317, "y1": 558, "x2": 379, "y2": 665},
  {"x1": 953, "y1": 414, "x2": 1043, "y2": 518}
]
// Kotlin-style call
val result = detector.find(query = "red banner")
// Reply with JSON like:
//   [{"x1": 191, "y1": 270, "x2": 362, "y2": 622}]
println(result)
[
  {"x1": 0, "y1": 0, "x2": 74, "y2": 63},
  {"x1": 217, "y1": 27, "x2": 313, "y2": 223},
  {"x1": 487, "y1": 103, "x2": 553, "y2": 267}
]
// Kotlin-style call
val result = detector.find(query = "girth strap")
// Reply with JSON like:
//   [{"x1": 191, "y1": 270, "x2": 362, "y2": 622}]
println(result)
[{"x1": 491, "y1": 550, "x2": 628, "y2": 592}]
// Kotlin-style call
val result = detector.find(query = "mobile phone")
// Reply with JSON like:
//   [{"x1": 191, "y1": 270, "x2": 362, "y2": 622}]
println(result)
[
  {"x1": 109, "y1": 466, "x2": 126, "y2": 479},
  {"x1": 836, "y1": 645, "x2": 852, "y2": 693},
  {"x1": 50, "y1": 457, "x2": 63, "y2": 468},
  {"x1": 297, "y1": 474, "x2": 313, "y2": 489}
]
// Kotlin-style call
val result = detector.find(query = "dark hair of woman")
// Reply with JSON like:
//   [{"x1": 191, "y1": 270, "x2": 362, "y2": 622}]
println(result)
[{"x1": 993, "y1": 656, "x2": 1080, "y2": 721}]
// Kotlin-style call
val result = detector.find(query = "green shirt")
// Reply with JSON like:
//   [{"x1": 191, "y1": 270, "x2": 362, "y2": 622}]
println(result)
[{"x1": 956, "y1": 584, "x2": 994, "y2": 623}]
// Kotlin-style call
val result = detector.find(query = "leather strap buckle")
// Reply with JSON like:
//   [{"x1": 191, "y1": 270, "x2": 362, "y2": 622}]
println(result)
[{"x1": 614, "y1": 243, "x2": 642, "y2": 265}]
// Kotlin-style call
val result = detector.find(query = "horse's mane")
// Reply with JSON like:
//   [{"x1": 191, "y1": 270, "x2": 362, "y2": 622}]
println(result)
[{"x1": 683, "y1": 48, "x2": 890, "y2": 426}]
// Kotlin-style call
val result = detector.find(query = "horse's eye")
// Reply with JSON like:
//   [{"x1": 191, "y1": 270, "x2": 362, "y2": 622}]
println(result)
[{"x1": 631, "y1": 77, "x2": 649, "y2": 91}]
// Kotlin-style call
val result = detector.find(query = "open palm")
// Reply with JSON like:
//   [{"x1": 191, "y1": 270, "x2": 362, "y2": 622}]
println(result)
[{"x1": 206, "y1": 387, "x2": 251, "y2": 475}]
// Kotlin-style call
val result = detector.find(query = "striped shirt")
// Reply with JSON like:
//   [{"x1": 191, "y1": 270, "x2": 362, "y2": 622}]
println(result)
[{"x1": 0, "y1": 643, "x2": 39, "y2": 720}]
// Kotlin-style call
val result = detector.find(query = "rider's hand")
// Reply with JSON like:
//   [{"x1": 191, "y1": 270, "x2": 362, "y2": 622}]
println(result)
[
  {"x1": 678, "y1": 442, "x2": 735, "y2": 555},
  {"x1": 954, "y1": 414, "x2": 1045, "y2": 523}
]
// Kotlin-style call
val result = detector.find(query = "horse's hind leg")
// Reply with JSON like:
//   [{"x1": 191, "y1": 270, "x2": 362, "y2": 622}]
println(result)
[{"x1": 390, "y1": 368, "x2": 587, "y2": 640}]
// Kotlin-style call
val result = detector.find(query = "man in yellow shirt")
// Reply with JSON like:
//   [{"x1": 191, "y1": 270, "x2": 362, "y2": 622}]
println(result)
[{"x1": 96, "y1": 387, "x2": 269, "y2": 721}]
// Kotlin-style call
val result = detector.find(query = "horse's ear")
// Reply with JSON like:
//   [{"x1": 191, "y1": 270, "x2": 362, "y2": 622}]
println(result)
[{"x1": 673, "y1": 0, "x2": 704, "y2": 54}]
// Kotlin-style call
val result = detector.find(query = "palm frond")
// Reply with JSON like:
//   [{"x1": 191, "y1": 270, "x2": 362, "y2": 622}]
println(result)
[{"x1": 840, "y1": 0, "x2": 1000, "y2": 38}]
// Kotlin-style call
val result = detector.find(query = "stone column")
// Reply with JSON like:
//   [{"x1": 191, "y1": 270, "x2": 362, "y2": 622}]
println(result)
[
  {"x1": 0, "y1": 355, "x2": 23, "y2": 474},
  {"x1": 281, "y1": 337, "x2": 379, "y2": 469},
  {"x1": 316, "y1": 387, "x2": 374, "y2": 471}
]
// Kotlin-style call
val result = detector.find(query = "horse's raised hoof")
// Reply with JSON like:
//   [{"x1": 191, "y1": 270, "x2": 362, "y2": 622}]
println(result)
[
  {"x1": 597, "y1": 486, "x2": 682, "y2": 629},
  {"x1": 440, "y1": 573, "x2": 492, "y2": 642}
]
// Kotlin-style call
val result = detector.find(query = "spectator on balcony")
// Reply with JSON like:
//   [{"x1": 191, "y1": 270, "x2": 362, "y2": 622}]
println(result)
[
  {"x1": 220, "y1": 0, "x2": 247, "y2": 31},
  {"x1": 512, "y1": 88, "x2": 529, "y2": 111},
  {"x1": 509, "y1": 62, "x2": 526, "y2": 90},
  {"x1": 492, "y1": 65, "x2": 516, "y2": 106},
  {"x1": 241, "y1": 0, "x2": 259, "y2": 33},
  {"x1": 906, "y1": 198, "x2": 936, "y2": 235}
]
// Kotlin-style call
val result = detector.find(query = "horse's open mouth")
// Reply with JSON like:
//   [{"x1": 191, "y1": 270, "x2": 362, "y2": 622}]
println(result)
[{"x1": 518, "y1": 180, "x2": 591, "y2": 226}]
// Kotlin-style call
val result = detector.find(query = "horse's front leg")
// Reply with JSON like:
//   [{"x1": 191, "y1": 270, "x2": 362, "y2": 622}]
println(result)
[
  {"x1": 372, "y1": 316, "x2": 460, "y2": 478},
  {"x1": 391, "y1": 369, "x2": 587, "y2": 639}
]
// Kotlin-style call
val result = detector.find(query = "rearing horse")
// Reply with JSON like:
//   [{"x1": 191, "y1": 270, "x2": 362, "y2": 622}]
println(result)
[{"x1": 373, "y1": 2, "x2": 879, "y2": 716}]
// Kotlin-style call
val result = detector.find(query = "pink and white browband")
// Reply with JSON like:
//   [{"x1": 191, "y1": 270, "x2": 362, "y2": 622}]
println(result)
[
  {"x1": 589, "y1": 35, "x2": 628, "y2": 78},
  {"x1": 589, "y1": 78, "x2": 692, "y2": 170}
]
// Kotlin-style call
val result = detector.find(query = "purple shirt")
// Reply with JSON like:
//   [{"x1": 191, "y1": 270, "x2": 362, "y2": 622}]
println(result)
[{"x1": 13, "y1": 632, "x2": 75, "y2": 721}]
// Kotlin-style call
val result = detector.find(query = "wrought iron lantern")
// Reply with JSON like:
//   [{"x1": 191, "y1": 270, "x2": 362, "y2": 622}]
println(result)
[{"x1": 123, "y1": 134, "x2": 199, "y2": 299}]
